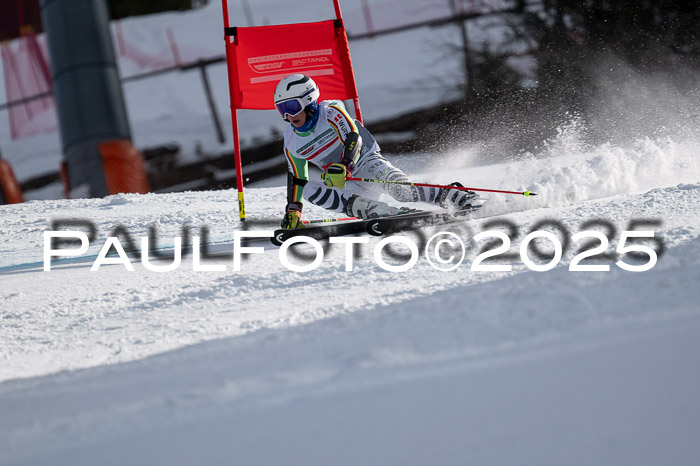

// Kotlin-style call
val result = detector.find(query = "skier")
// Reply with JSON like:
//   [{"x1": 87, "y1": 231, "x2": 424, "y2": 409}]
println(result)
[{"x1": 274, "y1": 74, "x2": 476, "y2": 229}]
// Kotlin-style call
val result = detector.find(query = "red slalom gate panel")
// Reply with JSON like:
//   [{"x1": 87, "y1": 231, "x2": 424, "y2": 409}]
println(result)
[{"x1": 225, "y1": 19, "x2": 359, "y2": 111}]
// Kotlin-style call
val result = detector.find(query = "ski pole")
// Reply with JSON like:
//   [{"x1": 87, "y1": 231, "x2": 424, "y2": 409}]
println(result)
[{"x1": 346, "y1": 177, "x2": 537, "y2": 197}]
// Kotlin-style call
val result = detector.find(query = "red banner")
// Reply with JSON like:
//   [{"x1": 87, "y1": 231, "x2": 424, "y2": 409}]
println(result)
[{"x1": 226, "y1": 20, "x2": 358, "y2": 110}]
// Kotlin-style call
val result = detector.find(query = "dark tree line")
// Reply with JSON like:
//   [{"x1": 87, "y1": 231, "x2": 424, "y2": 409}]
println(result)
[
  {"x1": 522, "y1": 0, "x2": 700, "y2": 101},
  {"x1": 468, "y1": 0, "x2": 700, "y2": 95},
  {"x1": 534, "y1": 0, "x2": 700, "y2": 67},
  {"x1": 427, "y1": 0, "x2": 700, "y2": 153}
]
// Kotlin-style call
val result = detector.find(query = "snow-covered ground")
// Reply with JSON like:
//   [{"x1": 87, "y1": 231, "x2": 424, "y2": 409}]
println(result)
[{"x1": 1, "y1": 127, "x2": 700, "y2": 464}]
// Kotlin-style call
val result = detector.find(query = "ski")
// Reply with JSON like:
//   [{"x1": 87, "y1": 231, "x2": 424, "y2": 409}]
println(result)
[
  {"x1": 271, "y1": 217, "x2": 371, "y2": 246},
  {"x1": 270, "y1": 208, "x2": 424, "y2": 246},
  {"x1": 365, "y1": 205, "x2": 482, "y2": 236},
  {"x1": 271, "y1": 203, "x2": 482, "y2": 246}
]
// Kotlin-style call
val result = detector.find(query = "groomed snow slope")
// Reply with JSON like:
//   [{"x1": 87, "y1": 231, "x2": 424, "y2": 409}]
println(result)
[{"x1": 1, "y1": 132, "x2": 700, "y2": 465}]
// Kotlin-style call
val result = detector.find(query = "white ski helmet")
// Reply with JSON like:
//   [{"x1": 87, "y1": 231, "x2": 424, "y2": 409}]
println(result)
[{"x1": 273, "y1": 74, "x2": 320, "y2": 120}]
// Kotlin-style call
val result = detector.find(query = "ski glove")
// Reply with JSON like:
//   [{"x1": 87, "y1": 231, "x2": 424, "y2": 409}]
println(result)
[
  {"x1": 281, "y1": 202, "x2": 304, "y2": 229},
  {"x1": 322, "y1": 163, "x2": 349, "y2": 189}
]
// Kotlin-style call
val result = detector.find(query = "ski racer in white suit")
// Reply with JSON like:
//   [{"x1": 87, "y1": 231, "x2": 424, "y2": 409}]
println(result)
[{"x1": 274, "y1": 74, "x2": 476, "y2": 229}]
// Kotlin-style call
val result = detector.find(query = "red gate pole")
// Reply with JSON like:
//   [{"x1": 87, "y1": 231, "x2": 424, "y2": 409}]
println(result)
[
  {"x1": 332, "y1": 0, "x2": 343, "y2": 21},
  {"x1": 332, "y1": 0, "x2": 363, "y2": 124},
  {"x1": 221, "y1": 0, "x2": 246, "y2": 220}
]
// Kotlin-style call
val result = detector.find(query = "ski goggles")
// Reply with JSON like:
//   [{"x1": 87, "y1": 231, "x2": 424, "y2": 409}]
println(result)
[{"x1": 275, "y1": 98, "x2": 305, "y2": 120}]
